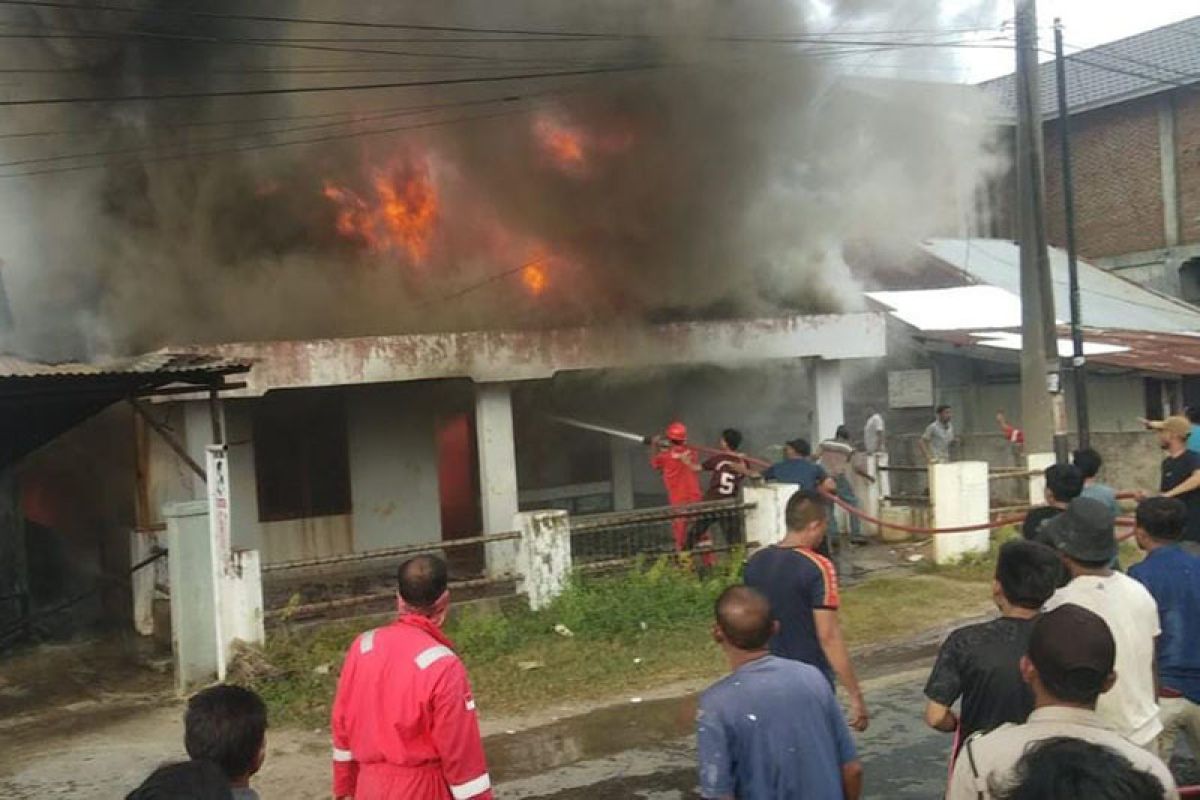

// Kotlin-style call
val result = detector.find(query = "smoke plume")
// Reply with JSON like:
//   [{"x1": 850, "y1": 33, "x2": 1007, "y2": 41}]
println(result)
[{"x1": 0, "y1": 0, "x2": 1002, "y2": 359}]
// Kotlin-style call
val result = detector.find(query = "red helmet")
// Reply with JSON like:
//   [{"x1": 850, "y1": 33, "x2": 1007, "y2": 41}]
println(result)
[{"x1": 666, "y1": 421, "x2": 687, "y2": 442}]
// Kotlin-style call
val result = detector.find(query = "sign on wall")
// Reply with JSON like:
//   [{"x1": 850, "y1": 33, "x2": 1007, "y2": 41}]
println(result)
[
  {"x1": 888, "y1": 369, "x2": 934, "y2": 409},
  {"x1": 206, "y1": 445, "x2": 233, "y2": 577}
]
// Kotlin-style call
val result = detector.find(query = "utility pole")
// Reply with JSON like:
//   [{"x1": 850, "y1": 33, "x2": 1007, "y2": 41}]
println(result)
[
  {"x1": 1054, "y1": 18, "x2": 1090, "y2": 449},
  {"x1": 1014, "y1": 0, "x2": 1069, "y2": 463}
]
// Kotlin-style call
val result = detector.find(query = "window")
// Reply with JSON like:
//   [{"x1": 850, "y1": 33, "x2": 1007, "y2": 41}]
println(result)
[
  {"x1": 1144, "y1": 377, "x2": 1182, "y2": 422},
  {"x1": 253, "y1": 391, "x2": 351, "y2": 522},
  {"x1": 1180, "y1": 258, "x2": 1200, "y2": 305}
]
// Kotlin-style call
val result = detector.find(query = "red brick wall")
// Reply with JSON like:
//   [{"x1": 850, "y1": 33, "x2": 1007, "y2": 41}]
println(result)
[
  {"x1": 1175, "y1": 90, "x2": 1200, "y2": 245},
  {"x1": 1042, "y1": 96, "x2": 1165, "y2": 258}
]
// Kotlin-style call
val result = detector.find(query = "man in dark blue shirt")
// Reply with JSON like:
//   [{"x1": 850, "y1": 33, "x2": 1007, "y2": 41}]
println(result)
[
  {"x1": 1129, "y1": 496, "x2": 1200, "y2": 762},
  {"x1": 697, "y1": 585, "x2": 862, "y2": 800},
  {"x1": 744, "y1": 490, "x2": 868, "y2": 731},
  {"x1": 761, "y1": 438, "x2": 835, "y2": 493}
]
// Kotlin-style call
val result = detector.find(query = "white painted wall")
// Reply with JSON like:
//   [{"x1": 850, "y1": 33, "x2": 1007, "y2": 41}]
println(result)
[{"x1": 347, "y1": 384, "x2": 441, "y2": 551}]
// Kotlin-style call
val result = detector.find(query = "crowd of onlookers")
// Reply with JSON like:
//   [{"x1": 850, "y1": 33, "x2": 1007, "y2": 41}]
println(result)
[{"x1": 124, "y1": 413, "x2": 1200, "y2": 799}]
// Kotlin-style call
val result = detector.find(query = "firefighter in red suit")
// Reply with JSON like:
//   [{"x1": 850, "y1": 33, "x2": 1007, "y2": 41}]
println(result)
[
  {"x1": 331, "y1": 554, "x2": 492, "y2": 800},
  {"x1": 650, "y1": 421, "x2": 703, "y2": 550}
]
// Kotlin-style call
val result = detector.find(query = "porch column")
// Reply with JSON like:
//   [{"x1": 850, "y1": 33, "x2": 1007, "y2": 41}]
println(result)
[
  {"x1": 474, "y1": 382, "x2": 520, "y2": 577},
  {"x1": 810, "y1": 359, "x2": 845, "y2": 445},
  {"x1": 610, "y1": 439, "x2": 635, "y2": 511}
]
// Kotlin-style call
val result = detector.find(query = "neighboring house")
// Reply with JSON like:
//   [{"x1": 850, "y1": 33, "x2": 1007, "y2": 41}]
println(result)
[{"x1": 978, "y1": 15, "x2": 1200, "y2": 302}]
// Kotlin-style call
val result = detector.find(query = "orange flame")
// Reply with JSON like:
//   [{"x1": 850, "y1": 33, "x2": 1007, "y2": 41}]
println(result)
[
  {"x1": 533, "y1": 115, "x2": 588, "y2": 173},
  {"x1": 323, "y1": 159, "x2": 439, "y2": 263},
  {"x1": 521, "y1": 261, "x2": 549, "y2": 296}
]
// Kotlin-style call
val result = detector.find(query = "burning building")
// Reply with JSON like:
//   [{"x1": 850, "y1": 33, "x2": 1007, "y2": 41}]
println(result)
[{"x1": 0, "y1": 1, "x2": 1004, "y2": 636}]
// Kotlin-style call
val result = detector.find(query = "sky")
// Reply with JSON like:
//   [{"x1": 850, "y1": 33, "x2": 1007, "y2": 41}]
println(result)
[{"x1": 959, "y1": 0, "x2": 1200, "y2": 82}]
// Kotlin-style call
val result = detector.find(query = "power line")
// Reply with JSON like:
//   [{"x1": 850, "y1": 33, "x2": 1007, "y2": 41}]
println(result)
[
  {"x1": 0, "y1": 61, "x2": 662, "y2": 107},
  {"x1": 0, "y1": 98, "x2": 560, "y2": 179}
]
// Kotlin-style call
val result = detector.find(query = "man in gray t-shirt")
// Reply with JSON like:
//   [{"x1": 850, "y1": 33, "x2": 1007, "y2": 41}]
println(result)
[{"x1": 920, "y1": 405, "x2": 955, "y2": 463}]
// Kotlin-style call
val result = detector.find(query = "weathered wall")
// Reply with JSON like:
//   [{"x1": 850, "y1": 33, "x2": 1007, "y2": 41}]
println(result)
[
  {"x1": 1177, "y1": 89, "x2": 1200, "y2": 246},
  {"x1": 346, "y1": 383, "x2": 442, "y2": 551}
]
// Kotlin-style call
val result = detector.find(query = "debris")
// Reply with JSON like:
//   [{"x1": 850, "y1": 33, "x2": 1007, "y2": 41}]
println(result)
[
  {"x1": 553, "y1": 624, "x2": 574, "y2": 638},
  {"x1": 506, "y1": 730, "x2": 516, "y2": 735},
  {"x1": 630, "y1": 697, "x2": 643, "y2": 704},
  {"x1": 517, "y1": 660, "x2": 544, "y2": 672},
  {"x1": 224, "y1": 640, "x2": 284, "y2": 684},
  {"x1": 313, "y1": 662, "x2": 331, "y2": 675},
  {"x1": 633, "y1": 657, "x2": 643, "y2": 665},
  {"x1": 639, "y1": 621, "x2": 648, "y2": 631},
  {"x1": 907, "y1": 554, "x2": 925, "y2": 563}
]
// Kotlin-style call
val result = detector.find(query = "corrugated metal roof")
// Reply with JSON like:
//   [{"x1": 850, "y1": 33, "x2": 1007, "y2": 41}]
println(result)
[
  {"x1": 917, "y1": 238, "x2": 1200, "y2": 334},
  {"x1": 921, "y1": 327, "x2": 1200, "y2": 376},
  {"x1": 980, "y1": 16, "x2": 1200, "y2": 118},
  {"x1": 0, "y1": 350, "x2": 249, "y2": 380}
]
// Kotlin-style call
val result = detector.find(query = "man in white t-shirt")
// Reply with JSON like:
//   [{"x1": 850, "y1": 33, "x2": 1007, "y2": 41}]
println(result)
[
  {"x1": 863, "y1": 410, "x2": 885, "y2": 455},
  {"x1": 1041, "y1": 497, "x2": 1163, "y2": 747}
]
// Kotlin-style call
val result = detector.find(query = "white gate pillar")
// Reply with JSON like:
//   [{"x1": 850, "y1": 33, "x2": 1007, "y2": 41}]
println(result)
[{"x1": 475, "y1": 382, "x2": 520, "y2": 577}]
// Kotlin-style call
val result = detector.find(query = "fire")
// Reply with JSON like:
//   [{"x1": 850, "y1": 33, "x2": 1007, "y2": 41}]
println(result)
[
  {"x1": 533, "y1": 115, "x2": 588, "y2": 174},
  {"x1": 521, "y1": 261, "x2": 549, "y2": 296},
  {"x1": 323, "y1": 158, "x2": 439, "y2": 263}
]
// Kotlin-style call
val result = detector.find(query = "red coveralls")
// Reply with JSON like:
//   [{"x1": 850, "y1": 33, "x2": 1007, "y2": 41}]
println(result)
[
  {"x1": 651, "y1": 444, "x2": 703, "y2": 550},
  {"x1": 331, "y1": 614, "x2": 493, "y2": 800}
]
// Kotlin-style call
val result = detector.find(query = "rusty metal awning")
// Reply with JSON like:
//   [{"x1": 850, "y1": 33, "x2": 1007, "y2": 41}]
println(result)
[
  {"x1": 917, "y1": 327, "x2": 1200, "y2": 376},
  {"x1": 0, "y1": 350, "x2": 250, "y2": 469}
]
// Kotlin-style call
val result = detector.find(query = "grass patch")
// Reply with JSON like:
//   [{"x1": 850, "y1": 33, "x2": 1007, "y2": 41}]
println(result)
[{"x1": 242, "y1": 553, "x2": 995, "y2": 728}]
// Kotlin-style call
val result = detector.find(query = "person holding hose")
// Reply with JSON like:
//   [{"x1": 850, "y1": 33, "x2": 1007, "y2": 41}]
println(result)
[{"x1": 649, "y1": 421, "x2": 703, "y2": 551}]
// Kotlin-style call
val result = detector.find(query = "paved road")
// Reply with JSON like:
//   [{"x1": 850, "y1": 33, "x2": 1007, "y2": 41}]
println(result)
[{"x1": 496, "y1": 666, "x2": 953, "y2": 799}]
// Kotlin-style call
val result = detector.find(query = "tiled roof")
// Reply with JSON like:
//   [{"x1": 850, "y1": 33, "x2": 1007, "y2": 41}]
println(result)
[
  {"x1": 0, "y1": 350, "x2": 248, "y2": 380},
  {"x1": 980, "y1": 16, "x2": 1200, "y2": 118}
]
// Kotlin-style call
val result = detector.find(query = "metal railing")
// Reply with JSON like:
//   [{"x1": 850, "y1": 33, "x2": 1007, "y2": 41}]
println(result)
[{"x1": 570, "y1": 499, "x2": 752, "y2": 565}]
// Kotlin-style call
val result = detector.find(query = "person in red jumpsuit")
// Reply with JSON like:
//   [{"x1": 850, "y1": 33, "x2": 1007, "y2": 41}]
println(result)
[
  {"x1": 650, "y1": 421, "x2": 703, "y2": 550},
  {"x1": 331, "y1": 554, "x2": 492, "y2": 800}
]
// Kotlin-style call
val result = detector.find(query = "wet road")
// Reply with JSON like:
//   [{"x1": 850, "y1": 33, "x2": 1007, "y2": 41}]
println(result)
[{"x1": 492, "y1": 665, "x2": 952, "y2": 799}]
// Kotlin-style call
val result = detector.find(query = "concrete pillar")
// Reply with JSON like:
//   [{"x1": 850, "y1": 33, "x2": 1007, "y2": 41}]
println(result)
[
  {"x1": 810, "y1": 359, "x2": 844, "y2": 445},
  {"x1": 1158, "y1": 95, "x2": 1180, "y2": 248},
  {"x1": 930, "y1": 461, "x2": 990, "y2": 564},
  {"x1": 1026, "y1": 452, "x2": 1055, "y2": 506},
  {"x1": 514, "y1": 509, "x2": 571, "y2": 611},
  {"x1": 164, "y1": 497, "x2": 265, "y2": 694},
  {"x1": 475, "y1": 382, "x2": 520, "y2": 578},
  {"x1": 743, "y1": 484, "x2": 800, "y2": 549},
  {"x1": 183, "y1": 400, "x2": 225, "y2": 498},
  {"x1": 130, "y1": 528, "x2": 162, "y2": 636},
  {"x1": 610, "y1": 439, "x2": 635, "y2": 512},
  {"x1": 862, "y1": 452, "x2": 890, "y2": 536}
]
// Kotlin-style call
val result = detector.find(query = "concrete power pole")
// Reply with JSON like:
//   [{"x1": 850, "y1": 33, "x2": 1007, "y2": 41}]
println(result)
[{"x1": 1013, "y1": 0, "x2": 1068, "y2": 463}]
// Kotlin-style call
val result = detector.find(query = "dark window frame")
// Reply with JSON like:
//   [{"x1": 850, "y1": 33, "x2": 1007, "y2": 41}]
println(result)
[{"x1": 253, "y1": 390, "x2": 351, "y2": 523}]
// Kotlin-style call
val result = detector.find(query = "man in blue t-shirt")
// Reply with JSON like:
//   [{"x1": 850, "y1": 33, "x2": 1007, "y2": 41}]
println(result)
[
  {"x1": 744, "y1": 490, "x2": 869, "y2": 732},
  {"x1": 1129, "y1": 496, "x2": 1200, "y2": 762},
  {"x1": 760, "y1": 438, "x2": 836, "y2": 493},
  {"x1": 697, "y1": 585, "x2": 862, "y2": 800}
]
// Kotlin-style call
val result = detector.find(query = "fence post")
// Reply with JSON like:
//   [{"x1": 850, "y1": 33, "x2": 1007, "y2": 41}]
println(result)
[
  {"x1": 930, "y1": 461, "x2": 991, "y2": 564},
  {"x1": 1025, "y1": 452, "x2": 1054, "y2": 506},
  {"x1": 515, "y1": 510, "x2": 571, "y2": 611},
  {"x1": 743, "y1": 484, "x2": 799, "y2": 548}
]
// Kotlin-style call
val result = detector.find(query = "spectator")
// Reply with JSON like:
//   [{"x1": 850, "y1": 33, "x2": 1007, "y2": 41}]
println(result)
[
  {"x1": 1075, "y1": 448, "x2": 1119, "y2": 516},
  {"x1": 744, "y1": 490, "x2": 868, "y2": 731},
  {"x1": 996, "y1": 411, "x2": 1025, "y2": 450},
  {"x1": 946, "y1": 605, "x2": 1177, "y2": 800},
  {"x1": 992, "y1": 738, "x2": 1167, "y2": 800},
  {"x1": 919, "y1": 404, "x2": 956, "y2": 464},
  {"x1": 1155, "y1": 416, "x2": 1200, "y2": 546},
  {"x1": 184, "y1": 685, "x2": 267, "y2": 800},
  {"x1": 863, "y1": 408, "x2": 885, "y2": 454},
  {"x1": 924, "y1": 540, "x2": 1063, "y2": 751},
  {"x1": 1140, "y1": 407, "x2": 1200, "y2": 454},
  {"x1": 817, "y1": 426, "x2": 869, "y2": 546},
  {"x1": 126, "y1": 761, "x2": 234, "y2": 800},
  {"x1": 1022, "y1": 464, "x2": 1085, "y2": 544},
  {"x1": 761, "y1": 438, "x2": 836, "y2": 494},
  {"x1": 1129, "y1": 497, "x2": 1200, "y2": 763},
  {"x1": 697, "y1": 585, "x2": 862, "y2": 800},
  {"x1": 331, "y1": 555, "x2": 492, "y2": 800},
  {"x1": 1041, "y1": 498, "x2": 1163, "y2": 747}
]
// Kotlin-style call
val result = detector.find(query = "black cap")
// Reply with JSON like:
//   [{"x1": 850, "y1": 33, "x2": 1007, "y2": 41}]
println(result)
[
  {"x1": 1041, "y1": 496, "x2": 1116, "y2": 562},
  {"x1": 1029, "y1": 604, "x2": 1116, "y2": 699}
]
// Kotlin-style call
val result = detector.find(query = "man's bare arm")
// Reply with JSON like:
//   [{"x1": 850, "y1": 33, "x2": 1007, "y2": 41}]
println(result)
[
  {"x1": 841, "y1": 760, "x2": 864, "y2": 800},
  {"x1": 815, "y1": 609, "x2": 868, "y2": 731},
  {"x1": 923, "y1": 699, "x2": 957, "y2": 732},
  {"x1": 1164, "y1": 469, "x2": 1200, "y2": 498}
]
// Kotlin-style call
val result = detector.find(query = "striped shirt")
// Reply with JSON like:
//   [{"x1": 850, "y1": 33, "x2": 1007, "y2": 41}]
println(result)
[{"x1": 744, "y1": 545, "x2": 840, "y2": 683}]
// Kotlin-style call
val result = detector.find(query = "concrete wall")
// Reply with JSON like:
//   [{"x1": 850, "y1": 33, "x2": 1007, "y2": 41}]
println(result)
[{"x1": 346, "y1": 384, "x2": 441, "y2": 551}]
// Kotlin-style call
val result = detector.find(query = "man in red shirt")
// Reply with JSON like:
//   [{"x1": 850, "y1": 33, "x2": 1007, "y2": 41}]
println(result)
[
  {"x1": 650, "y1": 421, "x2": 703, "y2": 550},
  {"x1": 686, "y1": 428, "x2": 748, "y2": 550},
  {"x1": 331, "y1": 555, "x2": 492, "y2": 800}
]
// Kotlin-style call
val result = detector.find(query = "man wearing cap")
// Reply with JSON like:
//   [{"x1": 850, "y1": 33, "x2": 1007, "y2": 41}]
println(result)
[
  {"x1": 1041, "y1": 498, "x2": 1163, "y2": 747},
  {"x1": 649, "y1": 421, "x2": 703, "y2": 551},
  {"x1": 1156, "y1": 415, "x2": 1200, "y2": 546},
  {"x1": 946, "y1": 605, "x2": 1177, "y2": 800},
  {"x1": 758, "y1": 439, "x2": 838, "y2": 558}
]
